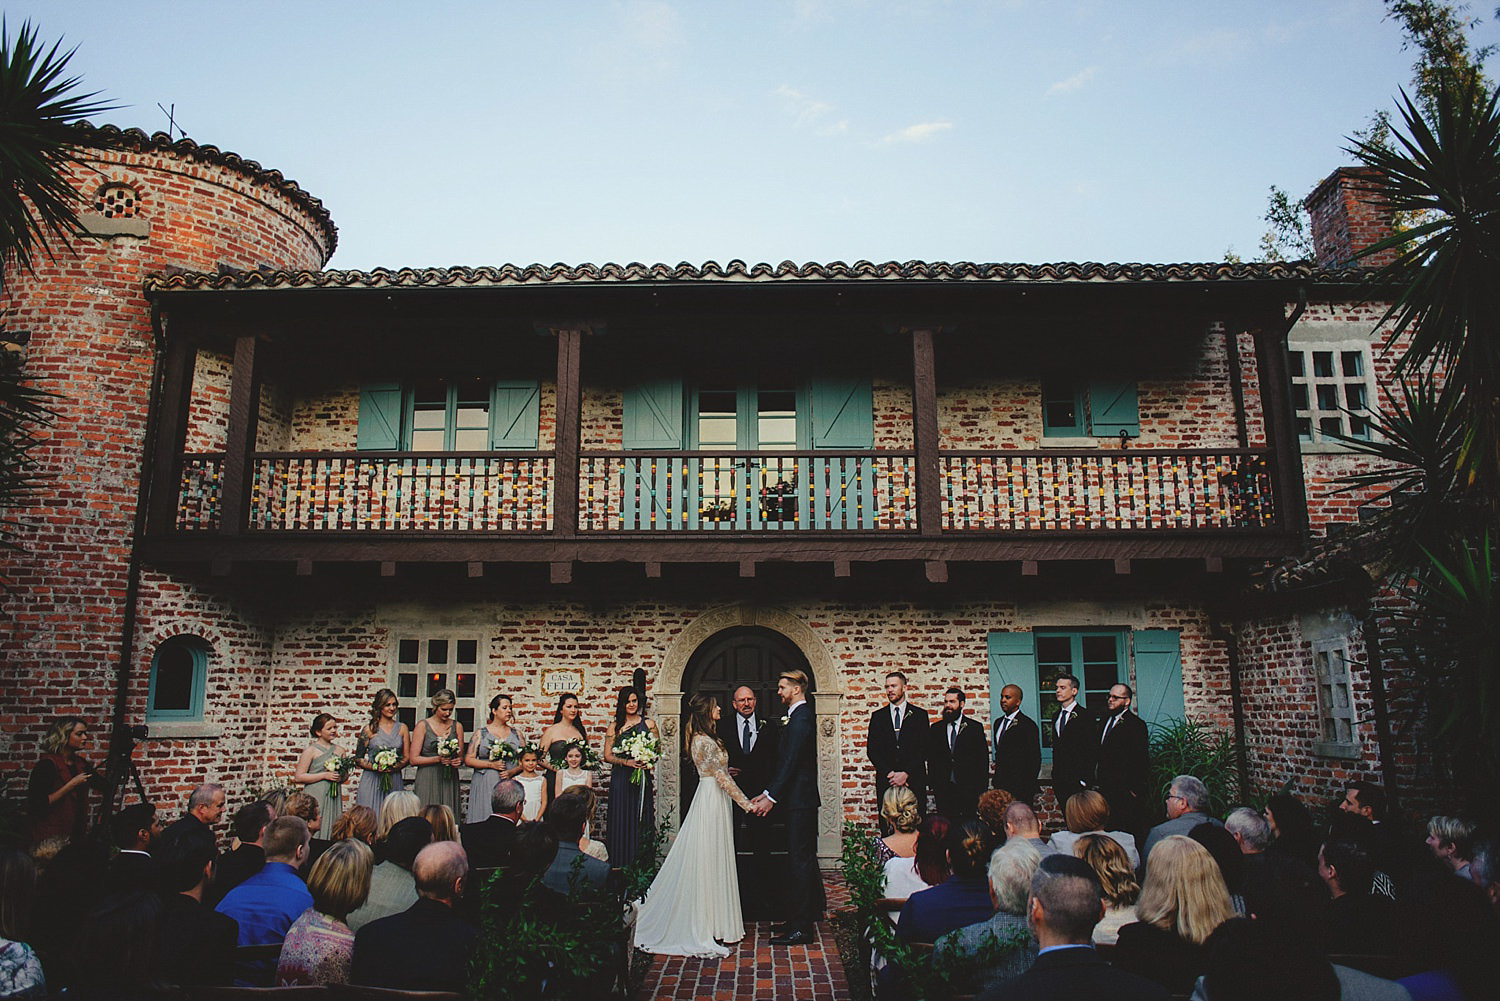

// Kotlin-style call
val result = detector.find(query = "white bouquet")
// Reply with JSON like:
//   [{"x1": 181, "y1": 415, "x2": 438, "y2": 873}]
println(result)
[
  {"x1": 324, "y1": 753, "x2": 355, "y2": 800},
  {"x1": 437, "y1": 733, "x2": 462, "y2": 775},
  {"x1": 613, "y1": 729, "x2": 661, "y2": 786},
  {"x1": 490, "y1": 738, "x2": 520, "y2": 763},
  {"x1": 373, "y1": 748, "x2": 400, "y2": 793}
]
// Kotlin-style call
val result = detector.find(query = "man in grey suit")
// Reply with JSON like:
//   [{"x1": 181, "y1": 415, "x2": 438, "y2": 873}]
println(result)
[
  {"x1": 348, "y1": 817, "x2": 431, "y2": 931},
  {"x1": 1140, "y1": 775, "x2": 1222, "y2": 874},
  {"x1": 543, "y1": 787, "x2": 611, "y2": 896}
]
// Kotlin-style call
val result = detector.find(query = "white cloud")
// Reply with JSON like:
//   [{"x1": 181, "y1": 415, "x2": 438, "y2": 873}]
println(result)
[
  {"x1": 618, "y1": 0, "x2": 684, "y2": 49},
  {"x1": 1047, "y1": 66, "x2": 1098, "y2": 96},
  {"x1": 877, "y1": 120, "x2": 954, "y2": 145},
  {"x1": 776, "y1": 84, "x2": 837, "y2": 127}
]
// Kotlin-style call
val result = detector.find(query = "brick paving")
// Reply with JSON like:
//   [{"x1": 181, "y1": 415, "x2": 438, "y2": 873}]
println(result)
[{"x1": 637, "y1": 870, "x2": 853, "y2": 1000}]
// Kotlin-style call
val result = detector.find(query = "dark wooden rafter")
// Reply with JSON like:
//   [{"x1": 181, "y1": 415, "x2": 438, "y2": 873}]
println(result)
[
  {"x1": 910, "y1": 327, "x2": 943, "y2": 537},
  {"x1": 218, "y1": 335, "x2": 261, "y2": 538},
  {"x1": 145, "y1": 332, "x2": 198, "y2": 535},
  {"x1": 551, "y1": 326, "x2": 584, "y2": 538},
  {"x1": 1249, "y1": 309, "x2": 1309, "y2": 538}
]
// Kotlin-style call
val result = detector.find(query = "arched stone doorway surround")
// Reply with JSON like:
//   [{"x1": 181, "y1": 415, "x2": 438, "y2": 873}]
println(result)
[{"x1": 654, "y1": 603, "x2": 846, "y2": 860}]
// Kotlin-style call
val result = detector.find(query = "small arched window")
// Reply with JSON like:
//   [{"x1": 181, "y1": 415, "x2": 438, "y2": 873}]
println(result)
[{"x1": 147, "y1": 636, "x2": 209, "y2": 721}]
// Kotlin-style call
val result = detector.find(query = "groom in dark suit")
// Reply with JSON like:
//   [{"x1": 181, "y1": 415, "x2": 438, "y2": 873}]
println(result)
[{"x1": 751, "y1": 668, "x2": 823, "y2": 946}]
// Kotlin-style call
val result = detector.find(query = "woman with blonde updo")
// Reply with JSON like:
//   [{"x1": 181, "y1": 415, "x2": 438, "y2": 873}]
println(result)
[
  {"x1": 1113, "y1": 834, "x2": 1234, "y2": 993},
  {"x1": 354, "y1": 689, "x2": 410, "y2": 812},
  {"x1": 873, "y1": 786, "x2": 921, "y2": 866},
  {"x1": 1074, "y1": 832, "x2": 1141, "y2": 944},
  {"x1": 329, "y1": 805, "x2": 376, "y2": 845},
  {"x1": 373, "y1": 790, "x2": 420, "y2": 860},
  {"x1": 410, "y1": 689, "x2": 464, "y2": 815}
]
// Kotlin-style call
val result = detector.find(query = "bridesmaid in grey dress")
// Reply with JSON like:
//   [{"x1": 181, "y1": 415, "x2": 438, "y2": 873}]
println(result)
[
  {"x1": 465, "y1": 693, "x2": 525, "y2": 824},
  {"x1": 355, "y1": 688, "x2": 410, "y2": 812},
  {"x1": 411, "y1": 689, "x2": 464, "y2": 816},
  {"x1": 293, "y1": 712, "x2": 349, "y2": 839}
]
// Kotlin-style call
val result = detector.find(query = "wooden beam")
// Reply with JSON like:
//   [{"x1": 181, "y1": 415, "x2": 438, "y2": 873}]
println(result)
[
  {"x1": 644, "y1": 562, "x2": 662, "y2": 578},
  {"x1": 217, "y1": 335, "x2": 261, "y2": 538},
  {"x1": 911, "y1": 328, "x2": 943, "y2": 537},
  {"x1": 145, "y1": 334, "x2": 198, "y2": 536},
  {"x1": 1022, "y1": 560, "x2": 1039, "y2": 576},
  {"x1": 834, "y1": 559, "x2": 851, "y2": 578},
  {"x1": 551, "y1": 328, "x2": 583, "y2": 538},
  {"x1": 380, "y1": 561, "x2": 396, "y2": 577},
  {"x1": 739, "y1": 559, "x2": 756, "y2": 578},
  {"x1": 296, "y1": 558, "x2": 313, "y2": 576},
  {"x1": 1205, "y1": 556, "x2": 1224, "y2": 573},
  {"x1": 467, "y1": 561, "x2": 484, "y2": 578},
  {"x1": 210, "y1": 557, "x2": 231, "y2": 577},
  {"x1": 550, "y1": 561, "x2": 573, "y2": 584},
  {"x1": 924, "y1": 559, "x2": 947, "y2": 583},
  {"x1": 1114, "y1": 558, "x2": 1131, "y2": 575},
  {"x1": 1251, "y1": 313, "x2": 1309, "y2": 537}
]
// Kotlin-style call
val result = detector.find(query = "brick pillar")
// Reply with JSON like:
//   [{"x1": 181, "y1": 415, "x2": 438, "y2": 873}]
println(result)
[{"x1": 1304, "y1": 167, "x2": 1397, "y2": 269}]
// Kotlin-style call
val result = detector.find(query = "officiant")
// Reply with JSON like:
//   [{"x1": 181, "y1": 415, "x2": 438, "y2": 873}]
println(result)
[{"x1": 726, "y1": 684, "x2": 778, "y2": 919}]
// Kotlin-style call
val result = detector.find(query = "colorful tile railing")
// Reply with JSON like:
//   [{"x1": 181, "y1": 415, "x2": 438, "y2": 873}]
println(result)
[{"x1": 175, "y1": 454, "x2": 224, "y2": 531}]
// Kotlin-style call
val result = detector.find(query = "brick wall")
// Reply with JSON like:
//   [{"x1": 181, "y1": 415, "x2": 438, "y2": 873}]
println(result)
[{"x1": 0, "y1": 134, "x2": 332, "y2": 806}]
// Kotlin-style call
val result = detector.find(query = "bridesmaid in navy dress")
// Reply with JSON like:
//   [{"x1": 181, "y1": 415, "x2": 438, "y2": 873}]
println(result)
[{"x1": 604, "y1": 677, "x2": 659, "y2": 867}]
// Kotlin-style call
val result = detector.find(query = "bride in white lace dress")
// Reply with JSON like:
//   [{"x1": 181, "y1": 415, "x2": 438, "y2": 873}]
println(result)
[{"x1": 633, "y1": 692, "x2": 754, "y2": 957}]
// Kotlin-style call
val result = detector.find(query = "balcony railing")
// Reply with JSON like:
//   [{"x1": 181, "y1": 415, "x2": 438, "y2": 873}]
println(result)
[
  {"x1": 172, "y1": 447, "x2": 1279, "y2": 537},
  {"x1": 941, "y1": 449, "x2": 1276, "y2": 531}
]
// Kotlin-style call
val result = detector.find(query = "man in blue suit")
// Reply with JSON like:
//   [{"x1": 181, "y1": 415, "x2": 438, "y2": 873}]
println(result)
[{"x1": 752, "y1": 668, "x2": 823, "y2": 946}]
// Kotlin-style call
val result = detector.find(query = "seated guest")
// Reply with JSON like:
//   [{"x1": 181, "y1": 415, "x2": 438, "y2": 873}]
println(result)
[
  {"x1": 1425, "y1": 816, "x2": 1477, "y2": 880},
  {"x1": 1262, "y1": 793, "x2": 1319, "y2": 871},
  {"x1": 347, "y1": 816, "x2": 430, "y2": 932},
  {"x1": 1471, "y1": 834, "x2": 1500, "y2": 915},
  {"x1": 1002, "y1": 802, "x2": 1059, "y2": 857},
  {"x1": 65, "y1": 891, "x2": 164, "y2": 1001},
  {"x1": 897, "y1": 819, "x2": 995, "y2": 944},
  {"x1": 351, "y1": 841, "x2": 478, "y2": 991},
  {"x1": 1113, "y1": 835, "x2": 1234, "y2": 995},
  {"x1": 974, "y1": 854, "x2": 1169, "y2": 1001},
  {"x1": 29, "y1": 840, "x2": 109, "y2": 984},
  {"x1": 1318, "y1": 824, "x2": 1397, "y2": 956},
  {"x1": 1049, "y1": 790, "x2": 1140, "y2": 869},
  {"x1": 875, "y1": 786, "x2": 923, "y2": 870},
  {"x1": 282, "y1": 792, "x2": 329, "y2": 874},
  {"x1": 482, "y1": 821, "x2": 569, "y2": 925},
  {"x1": 0, "y1": 847, "x2": 45, "y2": 1001},
  {"x1": 1226, "y1": 806, "x2": 1326, "y2": 942},
  {"x1": 542, "y1": 787, "x2": 611, "y2": 897},
  {"x1": 567, "y1": 786, "x2": 609, "y2": 863},
  {"x1": 1141, "y1": 776, "x2": 1222, "y2": 877},
  {"x1": 276, "y1": 838, "x2": 374, "y2": 985},
  {"x1": 105, "y1": 802, "x2": 161, "y2": 894},
  {"x1": 329, "y1": 804, "x2": 376, "y2": 846},
  {"x1": 461, "y1": 778, "x2": 523, "y2": 870},
  {"x1": 976, "y1": 788, "x2": 1015, "y2": 845},
  {"x1": 211, "y1": 800, "x2": 275, "y2": 904},
  {"x1": 1193, "y1": 917, "x2": 1408, "y2": 1001},
  {"x1": 163, "y1": 782, "x2": 226, "y2": 842},
  {"x1": 422, "y1": 803, "x2": 459, "y2": 843},
  {"x1": 1189, "y1": 822, "x2": 1247, "y2": 915},
  {"x1": 215, "y1": 816, "x2": 313, "y2": 985},
  {"x1": 373, "y1": 790, "x2": 421, "y2": 861},
  {"x1": 1073, "y1": 833, "x2": 1140, "y2": 945},
  {"x1": 885, "y1": 813, "x2": 951, "y2": 906},
  {"x1": 153, "y1": 822, "x2": 238, "y2": 987},
  {"x1": 1391, "y1": 853, "x2": 1496, "y2": 1001},
  {"x1": 935, "y1": 836, "x2": 1041, "y2": 993}
]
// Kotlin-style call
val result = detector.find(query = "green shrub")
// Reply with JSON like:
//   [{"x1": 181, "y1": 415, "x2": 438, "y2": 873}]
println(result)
[{"x1": 1146, "y1": 717, "x2": 1242, "y2": 822}]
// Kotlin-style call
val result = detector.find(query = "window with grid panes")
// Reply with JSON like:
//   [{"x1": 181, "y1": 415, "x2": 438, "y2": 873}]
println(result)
[
  {"x1": 394, "y1": 637, "x2": 481, "y2": 734},
  {"x1": 1034, "y1": 630, "x2": 1123, "y2": 750},
  {"x1": 410, "y1": 377, "x2": 492, "y2": 452},
  {"x1": 1312, "y1": 637, "x2": 1359, "y2": 753},
  {"x1": 1288, "y1": 344, "x2": 1373, "y2": 444}
]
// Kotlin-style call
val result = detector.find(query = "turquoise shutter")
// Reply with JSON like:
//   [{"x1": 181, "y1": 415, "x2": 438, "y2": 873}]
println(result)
[
  {"x1": 490, "y1": 380, "x2": 540, "y2": 450},
  {"x1": 1089, "y1": 380, "x2": 1139, "y2": 438},
  {"x1": 357, "y1": 383, "x2": 403, "y2": 451},
  {"x1": 621, "y1": 380, "x2": 684, "y2": 529},
  {"x1": 1134, "y1": 630, "x2": 1185, "y2": 728},
  {"x1": 809, "y1": 378, "x2": 874, "y2": 529},
  {"x1": 988, "y1": 631, "x2": 1043, "y2": 761}
]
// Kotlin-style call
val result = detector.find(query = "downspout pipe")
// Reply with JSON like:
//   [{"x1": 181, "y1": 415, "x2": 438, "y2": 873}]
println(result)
[
  {"x1": 1213, "y1": 614, "x2": 1252, "y2": 803},
  {"x1": 101, "y1": 302, "x2": 169, "y2": 832},
  {"x1": 1363, "y1": 603, "x2": 1401, "y2": 810}
]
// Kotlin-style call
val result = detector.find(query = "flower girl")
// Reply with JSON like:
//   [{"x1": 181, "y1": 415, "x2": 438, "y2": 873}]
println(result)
[{"x1": 515, "y1": 747, "x2": 548, "y2": 821}]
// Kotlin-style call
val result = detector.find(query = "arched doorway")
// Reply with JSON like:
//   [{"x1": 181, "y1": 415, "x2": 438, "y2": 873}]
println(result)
[{"x1": 679, "y1": 625, "x2": 814, "y2": 820}]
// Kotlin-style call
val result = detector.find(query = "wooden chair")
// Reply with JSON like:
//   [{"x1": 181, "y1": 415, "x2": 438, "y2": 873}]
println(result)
[
  {"x1": 330, "y1": 987, "x2": 464, "y2": 1001},
  {"x1": 231, "y1": 943, "x2": 285, "y2": 989},
  {"x1": 1327, "y1": 953, "x2": 1408, "y2": 980},
  {"x1": 188, "y1": 988, "x2": 329, "y2": 1001}
]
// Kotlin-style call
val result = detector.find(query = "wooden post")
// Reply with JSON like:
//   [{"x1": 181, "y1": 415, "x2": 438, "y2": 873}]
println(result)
[
  {"x1": 145, "y1": 333, "x2": 198, "y2": 536},
  {"x1": 552, "y1": 328, "x2": 583, "y2": 539},
  {"x1": 911, "y1": 328, "x2": 942, "y2": 537},
  {"x1": 218, "y1": 335, "x2": 260, "y2": 538},
  {"x1": 1250, "y1": 313, "x2": 1308, "y2": 538}
]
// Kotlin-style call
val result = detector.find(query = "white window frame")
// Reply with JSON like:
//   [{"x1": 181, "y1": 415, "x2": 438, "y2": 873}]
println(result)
[
  {"x1": 390, "y1": 632, "x2": 486, "y2": 751},
  {"x1": 1311, "y1": 636, "x2": 1361, "y2": 759},
  {"x1": 1287, "y1": 335, "x2": 1378, "y2": 452}
]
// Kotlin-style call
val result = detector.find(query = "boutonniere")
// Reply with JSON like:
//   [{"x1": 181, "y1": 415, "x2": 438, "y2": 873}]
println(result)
[{"x1": 779, "y1": 714, "x2": 791, "y2": 727}]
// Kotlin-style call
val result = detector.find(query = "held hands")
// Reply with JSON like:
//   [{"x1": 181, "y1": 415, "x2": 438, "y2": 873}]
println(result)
[{"x1": 749, "y1": 794, "x2": 774, "y2": 817}]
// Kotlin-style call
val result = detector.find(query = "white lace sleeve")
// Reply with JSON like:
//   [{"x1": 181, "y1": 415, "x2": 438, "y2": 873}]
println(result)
[{"x1": 692, "y1": 735, "x2": 753, "y2": 810}]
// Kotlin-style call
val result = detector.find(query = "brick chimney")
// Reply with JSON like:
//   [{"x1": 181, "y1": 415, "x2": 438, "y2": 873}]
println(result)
[{"x1": 1304, "y1": 167, "x2": 1397, "y2": 268}]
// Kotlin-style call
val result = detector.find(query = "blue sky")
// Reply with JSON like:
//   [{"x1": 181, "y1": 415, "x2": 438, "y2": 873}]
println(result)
[{"x1": 15, "y1": 1, "x2": 1500, "y2": 270}]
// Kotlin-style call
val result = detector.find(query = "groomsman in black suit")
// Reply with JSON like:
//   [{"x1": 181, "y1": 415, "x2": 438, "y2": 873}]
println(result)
[
  {"x1": 726, "y1": 684, "x2": 777, "y2": 918},
  {"x1": 991, "y1": 684, "x2": 1041, "y2": 803},
  {"x1": 1095, "y1": 683, "x2": 1151, "y2": 835},
  {"x1": 1050, "y1": 674, "x2": 1096, "y2": 813},
  {"x1": 866, "y1": 671, "x2": 929, "y2": 817},
  {"x1": 927, "y1": 687, "x2": 989, "y2": 820}
]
